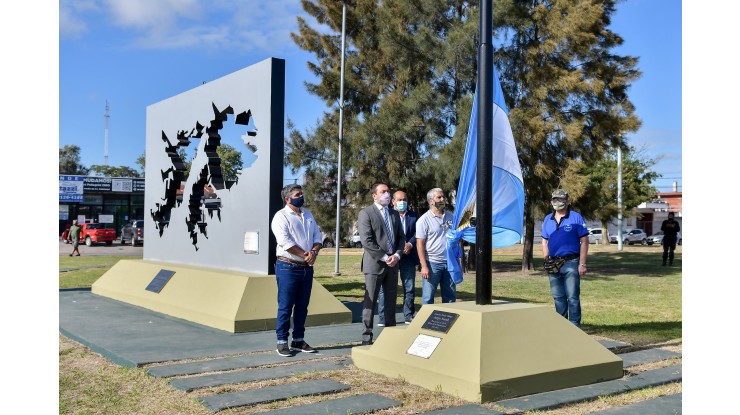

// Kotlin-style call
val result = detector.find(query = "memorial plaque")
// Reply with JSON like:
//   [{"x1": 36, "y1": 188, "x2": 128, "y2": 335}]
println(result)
[
  {"x1": 421, "y1": 310, "x2": 459, "y2": 333},
  {"x1": 243, "y1": 231, "x2": 259, "y2": 254},
  {"x1": 145, "y1": 269, "x2": 176, "y2": 293},
  {"x1": 407, "y1": 334, "x2": 442, "y2": 359}
]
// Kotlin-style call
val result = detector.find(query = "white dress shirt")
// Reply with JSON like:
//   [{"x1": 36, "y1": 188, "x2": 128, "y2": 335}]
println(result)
[{"x1": 271, "y1": 205, "x2": 323, "y2": 262}]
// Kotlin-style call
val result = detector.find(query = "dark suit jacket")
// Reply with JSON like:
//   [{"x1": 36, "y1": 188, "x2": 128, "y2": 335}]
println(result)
[
  {"x1": 395, "y1": 210, "x2": 420, "y2": 266},
  {"x1": 358, "y1": 203, "x2": 405, "y2": 274}
]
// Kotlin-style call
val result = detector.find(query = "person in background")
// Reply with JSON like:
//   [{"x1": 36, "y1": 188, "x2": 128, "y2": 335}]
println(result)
[
  {"x1": 68, "y1": 220, "x2": 82, "y2": 257},
  {"x1": 378, "y1": 190, "x2": 419, "y2": 325},
  {"x1": 541, "y1": 189, "x2": 589, "y2": 327},
  {"x1": 270, "y1": 184, "x2": 323, "y2": 357},
  {"x1": 357, "y1": 182, "x2": 404, "y2": 345},
  {"x1": 416, "y1": 188, "x2": 456, "y2": 305},
  {"x1": 660, "y1": 212, "x2": 681, "y2": 266}
]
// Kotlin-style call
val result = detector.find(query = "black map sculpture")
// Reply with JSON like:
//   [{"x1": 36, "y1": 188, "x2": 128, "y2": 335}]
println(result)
[{"x1": 150, "y1": 103, "x2": 258, "y2": 251}]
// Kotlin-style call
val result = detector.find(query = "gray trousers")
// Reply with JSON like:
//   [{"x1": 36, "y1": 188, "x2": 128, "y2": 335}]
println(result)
[{"x1": 362, "y1": 265, "x2": 398, "y2": 342}]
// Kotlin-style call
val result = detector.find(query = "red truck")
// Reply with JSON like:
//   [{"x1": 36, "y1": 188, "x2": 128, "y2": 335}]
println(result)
[{"x1": 80, "y1": 223, "x2": 117, "y2": 246}]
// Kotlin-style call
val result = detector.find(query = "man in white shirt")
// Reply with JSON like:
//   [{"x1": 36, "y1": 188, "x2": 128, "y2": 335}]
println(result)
[{"x1": 270, "y1": 184, "x2": 323, "y2": 357}]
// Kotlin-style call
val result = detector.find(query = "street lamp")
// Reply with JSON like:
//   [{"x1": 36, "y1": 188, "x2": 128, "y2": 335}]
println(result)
[{"x1": 333, "y1": 1, "x2": 347, "y2": 276}]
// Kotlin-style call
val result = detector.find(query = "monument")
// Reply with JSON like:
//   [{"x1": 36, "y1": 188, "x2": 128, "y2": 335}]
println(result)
[{"x1": 92, "y1": 58, "x2": 351, "y2": 332}]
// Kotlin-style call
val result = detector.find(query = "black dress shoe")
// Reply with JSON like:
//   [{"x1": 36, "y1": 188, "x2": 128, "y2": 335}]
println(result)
[{"x1": 361, "y1": 340, "x2": 373, "y2": 345}]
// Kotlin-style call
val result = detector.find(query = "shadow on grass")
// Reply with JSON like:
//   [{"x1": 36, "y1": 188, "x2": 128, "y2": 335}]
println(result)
[{"x1": 585, "y1": 320, "x2": 682, "y2": 345}]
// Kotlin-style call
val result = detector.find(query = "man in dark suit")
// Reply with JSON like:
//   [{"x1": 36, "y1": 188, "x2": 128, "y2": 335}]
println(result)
[
  {"x1": 357, "y1": 182, "x2": 405, "y2": 345},
  {"x1": 378, "y1": 190, "x2": 419, "y2": 325}
]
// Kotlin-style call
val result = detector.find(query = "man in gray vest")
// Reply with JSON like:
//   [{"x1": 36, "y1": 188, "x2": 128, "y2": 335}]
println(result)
[{"x1": 357, "y1": 182, "x2": 404, "y2": 345}]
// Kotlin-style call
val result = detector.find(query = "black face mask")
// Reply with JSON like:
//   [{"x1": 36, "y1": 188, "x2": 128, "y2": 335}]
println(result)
[
  {"x1": 434, "y1": 201, "x2": 446, "y2": 211},
  {"x1": 290, "y1": 196, "x2": 305, "y2": 208}
]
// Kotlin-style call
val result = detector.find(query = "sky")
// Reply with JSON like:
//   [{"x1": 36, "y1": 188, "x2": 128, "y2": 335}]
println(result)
[{"x1": 56, "y1": 0, "x2": 681, "y2": 191}]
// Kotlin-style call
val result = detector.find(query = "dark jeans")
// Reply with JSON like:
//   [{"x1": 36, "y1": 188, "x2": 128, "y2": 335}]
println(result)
[
  {"x1": 378, "y1": 261, "x2": 416, "y2": 323},
  {"x1": 662, "y1": 238, "x2": 677, "y2": 264},
  {"x1": 275, "y1": 260, "x2": 314, "y2": 342}
]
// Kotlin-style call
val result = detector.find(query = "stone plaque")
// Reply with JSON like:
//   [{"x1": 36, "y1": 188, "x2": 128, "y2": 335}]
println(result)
[
  {"x1": 145, "y1": 269, "x2": 176, "y2": 293},
  {"x1": 421, "y1": 310, "x2": 459, "y2": 333}
]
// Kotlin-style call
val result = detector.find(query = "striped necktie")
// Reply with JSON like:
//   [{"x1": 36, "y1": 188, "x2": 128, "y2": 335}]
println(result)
[{"x1": 382, "y1": 207, "x2": 394, "y2": 254}]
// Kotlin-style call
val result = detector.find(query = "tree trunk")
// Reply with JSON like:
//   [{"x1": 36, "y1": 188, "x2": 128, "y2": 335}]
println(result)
[{"x1": 522, "y1": 204, "x2": 535, "y2": 271}]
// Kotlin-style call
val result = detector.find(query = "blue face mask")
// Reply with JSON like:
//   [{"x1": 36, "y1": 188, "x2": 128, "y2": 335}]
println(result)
[
  {"x1": 290, "y1": 196, "x2": 305, "y2": 208},
  {"x1": 396, "y1": 201, "x2": 407, "y2": 212}
]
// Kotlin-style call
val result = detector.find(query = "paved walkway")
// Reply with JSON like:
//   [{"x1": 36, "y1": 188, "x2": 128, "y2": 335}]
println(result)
[{"x1": 60, "y1": 289, "x2": 682, "y2": 414}]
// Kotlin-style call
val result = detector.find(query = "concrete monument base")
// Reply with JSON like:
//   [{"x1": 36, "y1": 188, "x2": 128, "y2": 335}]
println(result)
[
  {"x1": 91, "y1": 259, "x2": 352, "y2": 333},
  {"x1": 351, "y1": 301, "x2": 623, "y2": 402}
]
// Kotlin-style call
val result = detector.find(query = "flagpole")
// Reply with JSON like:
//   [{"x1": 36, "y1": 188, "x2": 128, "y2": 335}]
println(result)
[{"x1": 476, "y1": 0, "x2": 493, "y2": 305}]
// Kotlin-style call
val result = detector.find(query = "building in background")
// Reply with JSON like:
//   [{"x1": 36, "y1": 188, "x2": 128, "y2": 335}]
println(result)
[{"x1": 59, "y1": 175, "x2": 145, "y2": 236}]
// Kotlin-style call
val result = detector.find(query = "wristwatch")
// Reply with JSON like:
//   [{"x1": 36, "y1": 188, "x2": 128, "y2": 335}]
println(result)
[{"x1": 311, "y1": 249, "x2": 319, "y2": 256}]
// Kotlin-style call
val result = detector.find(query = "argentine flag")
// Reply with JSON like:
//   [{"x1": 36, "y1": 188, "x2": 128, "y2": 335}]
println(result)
[{"x1": 447, "y1": 67, "x2": 525, "y2": 284}]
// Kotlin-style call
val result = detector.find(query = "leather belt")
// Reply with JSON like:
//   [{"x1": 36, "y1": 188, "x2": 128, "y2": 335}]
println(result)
[
  {"x1": 277, "y1": 256, "x2": 309, "y2": 266},
  {"x1": 551, "y1": 254, "x2": 579, "y2": 261}
]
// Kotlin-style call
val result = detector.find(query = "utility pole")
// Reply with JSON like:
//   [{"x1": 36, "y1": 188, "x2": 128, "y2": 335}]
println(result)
[
  {"x1": 104, "y1": 100, "x2": 110, "y2": 166},
  {"x1": 617, "y1": 143, "x2": 623, "y2": 252},
  {"x1": 333, "y1": 1, "x2": 347, "y2": 276}
]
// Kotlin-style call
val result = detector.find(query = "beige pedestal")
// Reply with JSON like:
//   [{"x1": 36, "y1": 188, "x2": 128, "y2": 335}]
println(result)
[
  {"x1": 91, "y1": 259, "x2": 351, "y2": 333},
  {"x1": 352, "y1": 301, "x2": 623, "y2": 402}
]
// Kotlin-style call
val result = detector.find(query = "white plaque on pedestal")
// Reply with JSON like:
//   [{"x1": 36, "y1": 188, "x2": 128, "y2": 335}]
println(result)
[{"x1": 407, "y1": 334, "x2": 442, "y2": 359}]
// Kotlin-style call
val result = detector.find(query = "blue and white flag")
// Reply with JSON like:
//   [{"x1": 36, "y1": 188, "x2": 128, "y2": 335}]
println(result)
[{"x1": 447, "y1": 67, "x2": 525, "y2": 284}]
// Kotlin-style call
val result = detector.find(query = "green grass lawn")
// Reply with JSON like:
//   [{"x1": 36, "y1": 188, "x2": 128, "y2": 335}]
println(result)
[{"x1": 60, "y1": 249, "x2": 681, "y2": 346}]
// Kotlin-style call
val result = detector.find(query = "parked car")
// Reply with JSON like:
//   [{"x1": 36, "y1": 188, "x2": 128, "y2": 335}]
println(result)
[
  {"x1": 609, "y1": 229, "x2": 647, "y2": 245},
  {"x1": 80, "y1": 222, "x2": 117, "y2": 246},
  {"x1": 349, "y1": 232, "x2": 362, "y2": 248},
  {"x1": 646, "y1": 230, "x2": 682, "y2": 246},
  {"x1": 120, "y1": 220, "x2": 144, "y2": 246},
  {"x1": 321, "y1": 232, "x2": 334, "y2": 248},
  {"x1": 587, "y1": 228, "x2": 605, "y2": 244}
]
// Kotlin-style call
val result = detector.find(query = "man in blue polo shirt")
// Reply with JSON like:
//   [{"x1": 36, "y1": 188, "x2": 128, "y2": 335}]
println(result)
[{"x1": 541, "y1": 189, "x2": 589, "y2": 327}]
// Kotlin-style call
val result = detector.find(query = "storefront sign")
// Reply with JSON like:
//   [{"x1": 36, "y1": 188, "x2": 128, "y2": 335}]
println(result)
[{"x1": 59, "y1": 175, "x2": 84, "y2": 202}]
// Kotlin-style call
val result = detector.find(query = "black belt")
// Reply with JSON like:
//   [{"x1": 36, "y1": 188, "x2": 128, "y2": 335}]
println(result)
[
  {"x1": 551, "y1": 254, "x2": 579, "y2": 261},
  {"x1": 277, "y1": 256, "x2": 309, "y2": 266}
]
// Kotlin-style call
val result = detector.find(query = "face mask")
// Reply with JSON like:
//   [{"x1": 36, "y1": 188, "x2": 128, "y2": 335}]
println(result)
[
  {"x1": 290, "y1": 196, "x2": 305, "y2": 208},
  {"x1": 395, "y1": 201, "x2": 407, "y2": 212},
  {"x1": 551, "y1": 200, "x2": 566, "y2": 211},
  {"x1": 434, "y1": 201, "x2": 446, "y2": 211},
  {"x1": 378, "y1": 192, "x2": 391, "y2": 206}
]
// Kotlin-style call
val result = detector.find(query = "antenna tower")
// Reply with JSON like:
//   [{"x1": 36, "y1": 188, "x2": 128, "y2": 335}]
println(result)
[{"x1": 104, "y1": 101, "x2": 110, "y2": 165}]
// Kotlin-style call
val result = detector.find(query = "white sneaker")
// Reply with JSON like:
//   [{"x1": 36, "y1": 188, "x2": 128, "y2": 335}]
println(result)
[{"x1": 377, "y1": 323, "x2": 385, "y2": 327}]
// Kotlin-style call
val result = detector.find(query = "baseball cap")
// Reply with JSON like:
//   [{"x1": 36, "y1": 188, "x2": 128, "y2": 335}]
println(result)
[{"x1": 551, "y1": 189, "x2": 568, "y2": 199}]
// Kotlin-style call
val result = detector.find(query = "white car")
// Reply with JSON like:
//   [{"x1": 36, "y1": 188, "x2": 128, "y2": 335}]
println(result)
[
  {"x1": 609, "y1": 229, "x2": 647, "y2": 245},
  {"x1": 588, "y1": 228, "x2": 605, "y2": 244},
  {"x1": 647, "y1": 231, "x2": 682, "y2": 246}
]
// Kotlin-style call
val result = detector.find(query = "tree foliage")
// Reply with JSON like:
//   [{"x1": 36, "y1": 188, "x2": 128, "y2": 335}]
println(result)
[
  {"x1": 494, "y1": 0, "x2": 642, "y2": 269},
  {"x1": 569, "y1": 145, "x2": 660, "y2": 243},
  {"x1": 289, "y1": 0, "x2": 650, "y2": 258},
  {"x1": 59, "y1": 145, "x2": 89, "y2": 175},
  {"x1": 88, "y1": 164, "x2": 142, "y2": 178}
]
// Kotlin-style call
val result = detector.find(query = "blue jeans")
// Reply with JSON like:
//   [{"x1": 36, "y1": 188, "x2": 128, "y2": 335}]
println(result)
[
  {"x1": 548, "y1": 259, "x2": 581, "y2": 327},
  {"x1": 422, "y1": 261, "x2": 456, "y2": 304},
  {"x1": 378, "y1": 261, "x2": 416, "y2": 323},
  {"x1": 275, "y1": 260, "x2": 314, "y2": 342}
]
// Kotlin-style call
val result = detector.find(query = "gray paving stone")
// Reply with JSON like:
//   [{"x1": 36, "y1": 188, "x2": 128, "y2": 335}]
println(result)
[
  {"x1": 255, "y1": 393, "x2": 402, "y2": 415},
  {"x1": 496, "y1": 364, "x2": 682, "y2": 411},
  {"x1": 619, "y1": 348, "x2": 681, "y2": 368},
  {"x1": 170, "y1": 360, "x2": 348, "y2": 391},
  {"x1": 589, "y1": 393, "x2": 681, "y2": 414},
  {"x1": 416, "y1": 403, "x2": 506, "y2": 414},
  {"x1": 148, "y1": 346, "x2": 351, "y2": 378},
  {"x1": 598, "y1": 339, "x2": 631, "y2": 350},
  {"x1": 198, "y1": 378, "x2": 350, "y2": 412}
]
